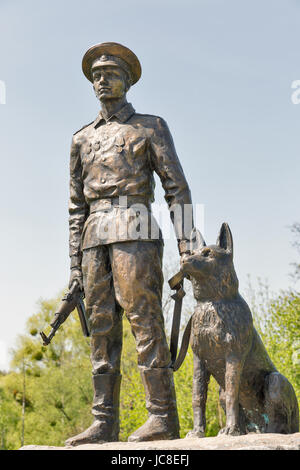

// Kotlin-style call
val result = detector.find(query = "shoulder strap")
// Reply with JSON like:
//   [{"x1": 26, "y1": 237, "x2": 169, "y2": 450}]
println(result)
[{"x1": 73, "y1": 121, "x2": 94, "y2": 136}]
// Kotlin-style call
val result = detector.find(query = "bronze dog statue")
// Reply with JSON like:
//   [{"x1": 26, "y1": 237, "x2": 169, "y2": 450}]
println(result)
[{"x1": 182, "y1": 223, "x2": 299, "y2": 436}]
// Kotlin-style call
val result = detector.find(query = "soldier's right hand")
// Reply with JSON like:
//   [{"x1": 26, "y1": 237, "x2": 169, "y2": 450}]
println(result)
[{"x1": 69, "y1": 267, "x2": 84, "y2": 291}]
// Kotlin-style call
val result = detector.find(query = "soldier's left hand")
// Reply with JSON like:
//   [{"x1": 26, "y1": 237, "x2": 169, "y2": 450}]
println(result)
[{"x1": 69, "y1": 267, "x2": 84, "y2": 291}]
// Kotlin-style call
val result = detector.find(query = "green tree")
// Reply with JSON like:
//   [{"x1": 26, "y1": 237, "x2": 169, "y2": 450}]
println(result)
[
  {"x1": 0, "y1": 291, "x2": 93, "y2": 447},
  {"x1": 0, "y1": 377, "x2": 20, "y2": 449}
]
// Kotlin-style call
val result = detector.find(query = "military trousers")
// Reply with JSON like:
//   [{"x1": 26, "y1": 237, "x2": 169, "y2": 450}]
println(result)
[{"x1": 82, "y1": 240, "x2": 171, "y2": 375}]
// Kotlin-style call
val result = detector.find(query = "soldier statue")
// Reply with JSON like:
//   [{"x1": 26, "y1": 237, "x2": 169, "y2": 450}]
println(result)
[{"x1": 65, "y1": 42, "x2": 193, "y2": 446}]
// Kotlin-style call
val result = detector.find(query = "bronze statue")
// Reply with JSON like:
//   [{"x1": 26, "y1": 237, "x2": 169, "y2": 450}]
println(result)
[
  {"x1": 65, "y1": 42, "x2": 193, "y2": 446},
  {"x1": 182, "y1": 224, "x2": 299, "y2": 437}
]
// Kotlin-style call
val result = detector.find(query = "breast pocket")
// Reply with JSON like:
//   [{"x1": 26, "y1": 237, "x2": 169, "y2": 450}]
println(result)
[{"x1": 132, "y1": 137, "x2": 147, "y2": 157}]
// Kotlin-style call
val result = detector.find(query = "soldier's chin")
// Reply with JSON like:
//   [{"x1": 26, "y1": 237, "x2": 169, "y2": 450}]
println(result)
[{"x1": 98, "y1": 90, "x2": 112, "y2": 100}]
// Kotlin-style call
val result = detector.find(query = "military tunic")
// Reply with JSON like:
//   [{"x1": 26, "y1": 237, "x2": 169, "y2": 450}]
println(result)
[
  {"x1": 69, "y1": 103, "x2": 193, "y2": 264},
  {"x1": 68, "y1": 102, "x2": 193, "y2": 374}
]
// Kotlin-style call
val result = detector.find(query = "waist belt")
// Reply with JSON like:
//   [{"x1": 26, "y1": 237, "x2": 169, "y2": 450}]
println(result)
[{"x1": 89, "y1": 196, "x2": 151, "y2": 214}]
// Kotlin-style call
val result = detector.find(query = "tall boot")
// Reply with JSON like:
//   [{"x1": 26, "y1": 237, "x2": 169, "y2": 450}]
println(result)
[
  {"x1": 65, "y1": 373, "x2": 121, "y2": 446},
  {"x1": 128, "y1": 367, "x2": 180, "y2": 442}
]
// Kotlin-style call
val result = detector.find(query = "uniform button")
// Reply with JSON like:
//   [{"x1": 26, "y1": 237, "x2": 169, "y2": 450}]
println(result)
[{"x1": 101, "y1": 178, "x2": 106, "y2": 183}]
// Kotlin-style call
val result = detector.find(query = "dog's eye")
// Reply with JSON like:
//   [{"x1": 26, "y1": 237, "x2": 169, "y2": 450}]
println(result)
[{"x1": 202, "y1": 249, "x2": 211, "y2": 257}]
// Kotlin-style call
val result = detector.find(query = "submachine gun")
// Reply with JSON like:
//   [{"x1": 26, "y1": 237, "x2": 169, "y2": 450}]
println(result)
[{"x1": 40, "y1": 280, "x2": 89, "y2": 346}]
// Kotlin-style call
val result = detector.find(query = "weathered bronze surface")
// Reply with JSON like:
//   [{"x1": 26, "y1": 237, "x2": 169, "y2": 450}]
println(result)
[
  {"x1": 182, "y1": 224, "x2": 299, "y2": 437},
  {"x1": 65, "y1": 42, "x2": 193, "y2": 446}
]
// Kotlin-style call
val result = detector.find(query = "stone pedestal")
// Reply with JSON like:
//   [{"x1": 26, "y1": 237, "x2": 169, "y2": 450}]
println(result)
[{"x1": 20, "y1": 432, "x2": 300, "y2": 450}]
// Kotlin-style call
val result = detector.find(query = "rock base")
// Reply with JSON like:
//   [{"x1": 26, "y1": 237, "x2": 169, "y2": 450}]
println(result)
[{"x1": 20, "y1": 432, "x2": 300, "y2": 450}]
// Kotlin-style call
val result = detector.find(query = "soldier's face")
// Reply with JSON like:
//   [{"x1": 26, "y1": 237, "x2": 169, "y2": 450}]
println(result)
[{"x1": 92, "y1": 66, "x2": 128, "y2": 102}]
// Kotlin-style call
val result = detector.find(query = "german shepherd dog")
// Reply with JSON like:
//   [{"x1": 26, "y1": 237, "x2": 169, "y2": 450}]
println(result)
[{"x1": 181, "y1": 223, "x2": 299, "y2": 436}]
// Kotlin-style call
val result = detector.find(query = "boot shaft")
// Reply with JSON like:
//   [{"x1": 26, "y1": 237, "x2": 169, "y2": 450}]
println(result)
[
  {"x1": 92, "y1": 373, "x2": 121, "y2": 439},
  {"x1": 92, "y1": 373, "x2": 121, "y2": 413},
  {"x1": 140, "y1": 367, "x2": 178, "y2": 415},
  {"x1": 65, "y1": 373, "x2": 122, "y2": 446},
  {"x1": 128, "y1": 367, "x2": 180, "y2": 442}
]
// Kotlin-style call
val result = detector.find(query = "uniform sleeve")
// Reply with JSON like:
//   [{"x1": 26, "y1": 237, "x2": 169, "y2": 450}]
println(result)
[
  {"x1": 149, "y1": 117, "x2": 194, "y2": 254},
  {"x1": 68, "y1": 136, "x2": 89, "y2": 266}
]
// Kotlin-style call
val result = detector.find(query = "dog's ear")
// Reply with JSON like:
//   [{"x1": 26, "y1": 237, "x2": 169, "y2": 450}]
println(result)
[
  {"x1": 190, "y1": 227, "x2": 206, "y2": 253},
  {"x1": 216, "y1": 223, "x2": 233, "y2": 255}
]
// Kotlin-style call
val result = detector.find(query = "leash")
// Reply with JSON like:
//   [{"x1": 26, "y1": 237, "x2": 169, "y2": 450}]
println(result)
[{"x1": 168, "y1": 271, "x2": 192, "y2": 372}]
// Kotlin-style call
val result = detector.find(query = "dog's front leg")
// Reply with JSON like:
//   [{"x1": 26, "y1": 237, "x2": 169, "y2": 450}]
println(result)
[
  {"x1": 186, "y1": 353, "x2": 210, "y2": 438},
  {"x1": 219, "y1": 354, "x2": 243, "y2": 436}
]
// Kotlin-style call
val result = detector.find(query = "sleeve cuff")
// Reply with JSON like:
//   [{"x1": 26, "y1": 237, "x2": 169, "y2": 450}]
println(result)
[{"x1": 70, "y1": 254, "x2": 82, "y2": 269}]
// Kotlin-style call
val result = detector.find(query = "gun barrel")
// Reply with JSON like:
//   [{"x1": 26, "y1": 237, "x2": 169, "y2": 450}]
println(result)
[{"x1": 40, "y1": 330, "x2": 56, "y2": 346}]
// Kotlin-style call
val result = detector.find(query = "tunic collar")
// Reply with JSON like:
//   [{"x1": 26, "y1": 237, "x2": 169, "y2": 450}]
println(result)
[{"x1": 94, "y1": 102, "x2": 135, "y2": 128}]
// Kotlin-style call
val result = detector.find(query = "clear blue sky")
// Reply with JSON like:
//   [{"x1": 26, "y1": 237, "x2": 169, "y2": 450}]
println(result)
[{"x1": 0, "y1": 0, "x2": 299, "y2": 369}]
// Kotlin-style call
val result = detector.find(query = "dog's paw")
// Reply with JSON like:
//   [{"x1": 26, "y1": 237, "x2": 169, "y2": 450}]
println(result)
[
  {"x1": 185, "y1": 429, "x2": 205, "y2": 439},
  {"x1": 218, "y1": 424, "x2": 241, "y2": 436}
]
